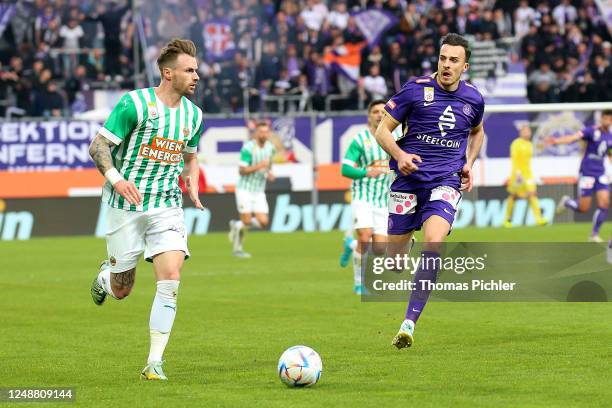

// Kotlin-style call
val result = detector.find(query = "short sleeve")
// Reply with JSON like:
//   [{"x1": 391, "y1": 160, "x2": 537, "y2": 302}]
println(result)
[
  {"x1": 342, "y1": 139, "x2": 364, "y2": 166},
  {"x1": 580, "y1": 127, "x2": 593, "y2": 141},
  {"x1": 239, "y1": 145, "x2": 252, "y2": 167},
  {"x1": 184, "y1": 114, "x2": 204, "y2": 153},
  {"x1": 471, "y1": 98, "x2": 485, "y2": 128},
  {"x1": 99, "y1": 93, "x2": 138, "y2": 145},
  {"x1": 384, "y1": 82, "x2": 415, "y2": 125}
]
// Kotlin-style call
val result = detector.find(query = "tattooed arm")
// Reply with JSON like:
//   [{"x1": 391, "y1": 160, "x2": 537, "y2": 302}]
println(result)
[
  {"x1": 89, "y1": 133, "x2": 116, "y2": 174},
  {"x1": 89, "y1": 134, "x2": 142, "y2": 205}
]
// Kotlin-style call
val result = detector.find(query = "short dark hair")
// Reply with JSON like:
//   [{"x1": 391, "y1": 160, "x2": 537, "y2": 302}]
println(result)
[
  {"x1": 440, "y1": 33, "x2": 471, "y2": 62},
  {"x1": 368, "y1": 99, "x2": 386, "y2": 112},
  {"x1": 602, "y1": 110, "x2": 612, "y2": 116}
]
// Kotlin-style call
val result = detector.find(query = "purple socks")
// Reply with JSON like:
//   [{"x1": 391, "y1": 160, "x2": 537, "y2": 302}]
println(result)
[
  {"x1": 592, "y1": 207, "x2": 608, "y2": 236},
  {"x1": 405, "y1": 251, "x2": 440, "y2": 323}
]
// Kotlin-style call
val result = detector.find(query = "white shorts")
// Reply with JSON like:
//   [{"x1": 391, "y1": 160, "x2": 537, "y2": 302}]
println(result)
[
  {"x1": 352, "y1": 199, "x2": 388, "y2": 236},
  {"x1": 235, "y1": 189, "x2": 269, "y2": 214},
  {"x1": 105, "y1": 206, "x2": 190, "y2": 273}
]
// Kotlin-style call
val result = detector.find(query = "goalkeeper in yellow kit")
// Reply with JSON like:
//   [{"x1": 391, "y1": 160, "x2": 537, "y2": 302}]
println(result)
[{"x1": 504, "y1": 125, "x2": 548, "y2": 227}]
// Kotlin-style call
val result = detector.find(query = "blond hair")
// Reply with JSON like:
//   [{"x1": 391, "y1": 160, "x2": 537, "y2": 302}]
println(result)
[{"x1": 157, "y1": 38, "x2": 197, "y2": 73}]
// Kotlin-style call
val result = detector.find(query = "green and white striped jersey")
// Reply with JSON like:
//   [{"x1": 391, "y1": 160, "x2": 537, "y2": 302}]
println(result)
[
  {"x1": 236, "y1": 140, "x2": 275, "y2": 193},
  {"x1": 342, "y1": 128, "x2": 402, "y2": 208},
  {"x1": 99, "y1": 87, "x2": 204, "y2": 211}
]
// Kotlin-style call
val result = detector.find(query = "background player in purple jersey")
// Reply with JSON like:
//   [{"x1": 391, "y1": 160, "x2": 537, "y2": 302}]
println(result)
[
  {"x1": 547, "y1": 110, "x2": 612, "y2": 242},
  {"x1": 374, "y1": 33, "x2": 485, "y2": 349}
]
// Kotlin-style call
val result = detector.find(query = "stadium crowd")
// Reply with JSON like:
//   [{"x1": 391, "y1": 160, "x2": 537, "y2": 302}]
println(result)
[{"x1": 0, "y1": 0, "x2": 610, "y2": 116}]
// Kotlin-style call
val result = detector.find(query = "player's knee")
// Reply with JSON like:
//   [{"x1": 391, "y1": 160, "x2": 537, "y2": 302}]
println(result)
[
  {"x1": 578, "y1": 204, "x2": 590, "y2": 212},
  {"x1": 158, "y1": 269, "x2": 181, "y2": 281},
  {"x1": 357, "y1": 231, "x2": 372, "y2": 243}
]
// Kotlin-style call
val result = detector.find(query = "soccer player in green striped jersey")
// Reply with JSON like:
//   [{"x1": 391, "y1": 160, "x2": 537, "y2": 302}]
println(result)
[
  {"x1": 87, "y1": 39, "x2": 204, "y2": 381},
  {"x1": 340, "y1": 99, "x2": 398, "y2": 294},
  {"x1": 228, "y1": 122, "x2": 276, "y2": 258}
]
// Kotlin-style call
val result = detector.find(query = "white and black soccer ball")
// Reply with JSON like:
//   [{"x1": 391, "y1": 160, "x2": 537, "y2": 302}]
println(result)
[{"x1": 277, "y1": 345, "x2": 323, "y2": 387}]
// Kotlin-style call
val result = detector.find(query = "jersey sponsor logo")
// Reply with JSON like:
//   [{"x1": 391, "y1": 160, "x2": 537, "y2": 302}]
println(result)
[
  {"x1": 415, "y1": 133, "x2": 461, "y2": 148},
  {"x1": 386, "y1": 100, "x2": 396, "y2": 110},
  {"x1": 139, "y1": 136, "x2": 185, "y2": 164},
  {"x1": 424, "y1": 87, "x2": 434, "y2": 102},
  {"x1": 438, "y1": 105, "x2": 456, "y2": 136},
  {"x1": 109, "y1": 256, "x2": 117, "y2": 266},
  {"x1": 389, "y1": 191, "x2": 417, "y2": 215},
  {"x1": 369, "y1": 159, "x2": 391, "y2": 171},
  {"x1": 424, "y1": 101, "x2": 435, "y2": 106}
]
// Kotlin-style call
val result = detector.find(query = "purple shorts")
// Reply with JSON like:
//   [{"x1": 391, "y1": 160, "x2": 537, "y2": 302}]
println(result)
[
  {"x1": 387, "y1": 186, "x2": 461, "y2": 235},
  {"x1": 578, "y1": 174, "x2": 610, "y2": 197}
]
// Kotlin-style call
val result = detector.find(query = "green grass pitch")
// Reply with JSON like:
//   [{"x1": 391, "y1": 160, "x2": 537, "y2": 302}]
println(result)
[{"x1": 2, "y1": 223, "x2": 611, "y2": 407}]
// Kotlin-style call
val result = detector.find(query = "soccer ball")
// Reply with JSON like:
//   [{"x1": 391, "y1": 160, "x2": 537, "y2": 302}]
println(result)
[{"x1": 277, "y1": 345, "x2": 323, "y2": 387}]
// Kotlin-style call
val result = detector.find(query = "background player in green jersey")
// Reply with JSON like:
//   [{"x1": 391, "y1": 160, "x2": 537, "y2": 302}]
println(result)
[
  {"x1": 339, "y1": 100, "x2": 397, "y2": 294},
  {"x1": 88, "y1": 39, "x2": 204, "y2": 380},
  {"x1": 229, "y1": 122, "x2": 276, "y2": 258}
]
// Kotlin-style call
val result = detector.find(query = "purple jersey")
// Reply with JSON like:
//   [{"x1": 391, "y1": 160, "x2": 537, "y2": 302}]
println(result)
[
  {"x1": 384, "y1": 75, "x2": 485, "y2": 190},
  {"x1": 579, "y1": 126, "x2": 612, "y2": 176}
]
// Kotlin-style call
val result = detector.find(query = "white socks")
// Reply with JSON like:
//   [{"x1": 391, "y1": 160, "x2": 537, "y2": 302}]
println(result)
[
  {"x1": 250, "y1": 218, "x2": 262, "y2": 229},
  {"x1": 233, "y1": 220, "x2": 245, "y2": 251},
  {"x1": 97, "y1": 264, "x2": 117, "y2": 299},
  {"x1": 353, "y1": 250, "x2": 368, "y2": 287},
  {"x1": 148, "y1": 280, "x2": 180, "y2": 363},
  {"x1": 349, "y1": 239, "x2": 358, "y2": 251}
]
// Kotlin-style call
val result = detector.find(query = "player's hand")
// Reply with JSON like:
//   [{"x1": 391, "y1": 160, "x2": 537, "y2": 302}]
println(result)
[
  {"x1": 396, "y1": 152, "x2": 422, "y2": 175},
  {"x1": 267, "y1": 172, "x2": 275, "y2": 182},
  {"x1": 113, "y1": 179, "x2": 142, "y2": 205},
  {"x1": 185, "y1": 175, "x2": 205, "y2": 210},
  {"x1": 366, "y1": 167, "x2": 384, "y2": 178},
  {"x1": 258, "y1": 159, "x2": 270, "y2": 170},
  {"x1": 460, "y1": 164, "x2": 473, "y2": 192}
]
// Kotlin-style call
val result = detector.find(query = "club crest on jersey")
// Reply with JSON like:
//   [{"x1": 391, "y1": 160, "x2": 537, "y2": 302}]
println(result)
[
  {"x1": 424, "y1": 87, "x2": 434, "y2": 102},
  {"x1": 148, "y1": 102, "x2": 158, "y2": 119},
  {"x1": 463, "y1": 104, "x2": 472, "y2": 115},
  {"x1": 183, "y1": 128, "x2": 190, "y2": 137}
]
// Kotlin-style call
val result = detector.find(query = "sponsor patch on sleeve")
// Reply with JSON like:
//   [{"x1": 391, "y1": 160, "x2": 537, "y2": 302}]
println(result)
[{"x1": 386, "y1": 100, "x2": 396, "y2": 110}]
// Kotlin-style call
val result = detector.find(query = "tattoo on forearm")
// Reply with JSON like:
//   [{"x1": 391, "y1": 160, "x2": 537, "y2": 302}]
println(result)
[
  {"x1": 111, "y1": 269, "x2": 135, "y2": 290},
  {"x1": 89, "y1": 134, "x2": 115, "y2": 174}
]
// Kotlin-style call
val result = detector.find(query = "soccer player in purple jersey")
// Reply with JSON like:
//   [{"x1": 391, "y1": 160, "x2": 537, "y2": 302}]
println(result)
[
  {"x1": 374, "y1": 33, "x2": 485, "y2": 349},
  {"x1": 548, "y1": 110, "x2": 612, "y2": 242}
]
